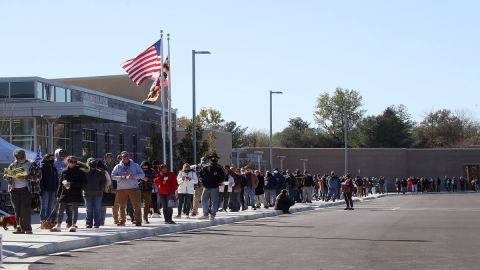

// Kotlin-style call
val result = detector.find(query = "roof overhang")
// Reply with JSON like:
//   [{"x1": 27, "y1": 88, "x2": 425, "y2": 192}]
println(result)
[{"x1": 1, "y1": 101, "x2": 127, "y2": 123}]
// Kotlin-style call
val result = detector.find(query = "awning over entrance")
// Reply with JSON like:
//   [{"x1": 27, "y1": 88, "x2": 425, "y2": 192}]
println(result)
[{"x1": 2, "y1": 101, "x2": 127, "y2": 123}]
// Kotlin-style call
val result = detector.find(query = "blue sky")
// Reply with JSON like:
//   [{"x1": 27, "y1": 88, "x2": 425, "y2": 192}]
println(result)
[{"x1": 1, "y1": 0, "x2": 479, "y2": 132}]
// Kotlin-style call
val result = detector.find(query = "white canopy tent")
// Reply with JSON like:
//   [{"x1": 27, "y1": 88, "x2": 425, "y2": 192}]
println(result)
[{"x1": 0, "y1": 138, "x2": 37, "y2": 164}]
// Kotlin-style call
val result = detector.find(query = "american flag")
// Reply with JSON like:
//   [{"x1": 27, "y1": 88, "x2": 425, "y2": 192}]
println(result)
[{"x1": 121, "y1": 40, "x2": 162, "y2": 85}]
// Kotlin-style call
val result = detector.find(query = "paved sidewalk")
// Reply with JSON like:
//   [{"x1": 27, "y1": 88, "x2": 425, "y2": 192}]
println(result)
[{"x1": 1, "y1": 193, "x2": 387, "y2": 262}]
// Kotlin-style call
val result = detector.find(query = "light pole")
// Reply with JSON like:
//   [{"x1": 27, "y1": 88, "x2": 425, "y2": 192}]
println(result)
[
  {"x1": 192, "y1": 49, "x2": 211, "y2": 165},
  {"x1": 300, "y1": 158, "x2": 308, "y2": 172},
  {"x1": 344, "y1": 112, "x2": 348, "y2": 175},
  {"x1": 269, "y1": 90, "x2": 283, "y2": 170},
  {"x1": 254, "y1": 150, "x2": 263, "y2": 171},
  {"x1": 277, "y1": 155, "x2": 286, "y2": 172}
]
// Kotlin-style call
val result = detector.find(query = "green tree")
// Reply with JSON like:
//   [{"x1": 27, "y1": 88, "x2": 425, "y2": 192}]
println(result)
[
  {"x1": 197, "y1": 107, "x2": 224, "y2": 129},
  {"x1": 412, "y1": 109, "x2": 468, "y2": 147},
  {"x1": 222, "y1": 121, "x2": 248, "y2": 148},
  {"x1": 355, "y1": 105, "x2": 413, "y2": 148},
  {"x1": 245, "y1": 130, "x2": 269, "y2": 147},
  {"x1": 314, "y1": 87, "x2": 365, "y2": 146},
  {"x1": 175, "y1": 120, "x2": 208, "y2": 168}
]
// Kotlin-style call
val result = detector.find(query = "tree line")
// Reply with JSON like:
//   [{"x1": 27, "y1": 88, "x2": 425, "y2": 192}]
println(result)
[{"x1": 174, "y1": 88, "x2": 480, "y2": 161}]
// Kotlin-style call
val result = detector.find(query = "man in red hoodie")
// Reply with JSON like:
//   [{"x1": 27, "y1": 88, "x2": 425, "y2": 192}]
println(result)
[{"x1": 154, "y1": 164, "x2": 178, "y2": 224}]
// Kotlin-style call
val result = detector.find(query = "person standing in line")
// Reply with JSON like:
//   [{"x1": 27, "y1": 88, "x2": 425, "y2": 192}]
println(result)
[
  {"x1": 39, "y1": 153, "x2": 58, "y2": 228},
  {"x1": 198, "y1": 153, "x2": 226, "y2": 220},
  {"x1": 227, "y1": 166, "x2": 241, "y2": 212},
  {"x1": 395, "y1": 178, "x2": 401, "y2": 194},
  {"x1": 242, "y1": 167, "x2": 258, "y2": 210},
  {"x1": 50, "y1": 156, "x2": 86, "y2": 232},
  {"x1": 254, "y1": 170, "x2": 266, "y2": 209},
  {"x1": 436, "y1": 177, "x2": 442, "y2": 192},
  {"x1": 355, "y1": 176, "x2": 364, "y2": 197},
  {"x1": 176, "y1": 163, "x2": 198, "y2": 218},
  {"x1": 219, "y1": 165, "x2": 234, "y2": 212},
  {"x1": 53, "y1": 148, "x2": 74, "y2": 228},
  {"x1": 264, "y1": 170, "x2": 277, "y2": 207},
  {"x1": 102, "y1": 153, "x2": 118, "y2": 224},
  {"x1": 139, "y1": 161, "x2": 155, "y2": 224},
  {"x1": 302, "y1": 170, "x2": 314, "y2": 203},
  {"x1": 154, "y1": 164, "x2": 178, "y2": 224},
  {"x1": 98, "y1": 160, "x2": 113, "y2": 226},
  {"x1": 273, "y1": 168, "x2": 286, "y2": 197},
  {"x1": 342, "y1": 174, "x2": 355, "y2": 210},
  {"x1": 4, "y1": 149, "x2": 42, "y2": 234},
  {"x1": 327, "y1": 171, "x2": 340, "y2": 202},
  {"x1": 111, "y1": 151, "x2": 144, "y2": 227},
  {"x1": 191, "y1": 157, "x2": 207, "y2": 217},
  {"x1": 83, "y1": 158, "x2": 106, "y2": 228},
  {"x1": 150, "y1": 160, "x2": 161, "y2": 218}
]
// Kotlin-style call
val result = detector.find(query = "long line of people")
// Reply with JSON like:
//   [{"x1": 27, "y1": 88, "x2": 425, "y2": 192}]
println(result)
[{"x1": 4, "y1": 148, "x2": 479, "y2": 235}]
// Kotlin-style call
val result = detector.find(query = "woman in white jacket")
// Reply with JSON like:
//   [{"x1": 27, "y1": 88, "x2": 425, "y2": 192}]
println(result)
[{"x1": 176, "y1": 163, "x2": 198, "y2": 218}]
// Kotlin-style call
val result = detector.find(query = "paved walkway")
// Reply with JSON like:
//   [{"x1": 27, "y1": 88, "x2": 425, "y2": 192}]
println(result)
[{"x1": 1, "y1": 193, "x2": 387, "y2": 265}]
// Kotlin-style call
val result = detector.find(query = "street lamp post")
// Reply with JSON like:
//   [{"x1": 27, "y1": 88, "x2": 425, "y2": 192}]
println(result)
[
  {"x1": 269, "y1": 91, "x2": 283, "y2": 170},
  {"x1": 300, "y1": 158, "x2": 308, "y2": 172},
  {"x1": 192, "y1": 49, "x2": 211, "y2": 165},
  {"x1": 254, "y1": 150, "x2": 263, "y2": 171},
  {"x1": 277, "y1": 155, "x2": 286, "y2": 172}
]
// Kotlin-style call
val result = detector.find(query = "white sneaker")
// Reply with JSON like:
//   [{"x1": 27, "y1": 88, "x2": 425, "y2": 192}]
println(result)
[
  {"x1": 151, "y1": 213, "x2": 161, "y2": 218},
  {"x1": 198, "y1": 215, "x2": 209, "y2": 220}
]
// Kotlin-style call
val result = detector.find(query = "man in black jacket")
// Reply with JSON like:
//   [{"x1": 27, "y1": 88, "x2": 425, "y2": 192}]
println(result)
[{"x1": 198, "y1": 153, "x2": 225, "y2": 221}]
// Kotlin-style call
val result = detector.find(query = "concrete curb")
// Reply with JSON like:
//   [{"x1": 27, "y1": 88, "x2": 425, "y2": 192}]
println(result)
[{"x1": 10, "y1": 194, "x2": 389, "y2": 259}]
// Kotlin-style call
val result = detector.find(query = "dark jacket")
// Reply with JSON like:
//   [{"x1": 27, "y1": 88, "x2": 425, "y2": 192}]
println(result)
[
  {"x1": 41, "y1": 160, "x2": 59, "y2": 191},
  {"x1": 303, "y1": 174, "x2": 314, "y2": 187},
  {"x1": 199, "y1": 163, "x2": 226, "y2": 188},
  {"x1": 255, "y1": 174, "x2": 265, "y2": 195},
  {"x1": 84, "y1": 168, "x2": 106, "y2": 197},
  {"x1": 275, "y1": 192, "x2": 295, "y2": 212},
  {"x1": 286, "y1": 174, "x2": 297, "y2": 189},
  {"x1": 264, "y1": 173, "x2": 277, "y2": 190},
  {"x1": 57, "y1": 165, "x2": 86, "y2": 204},
  {"x1": 272, "y1": 172, "x2": 285, "y2": 190},
  {"x1": 139, "y1": 168, "x2": 156, "y2": 191}
]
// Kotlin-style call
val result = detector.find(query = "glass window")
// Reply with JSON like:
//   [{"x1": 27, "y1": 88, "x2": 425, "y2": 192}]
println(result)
[
  {"x1": 132, "y1": 135, "x2": 137, "y2": 161},
  {"x1": 0, "y1": 83, "x2": 8, "y2": 98},
  {"x1": 35, "y1": 82, "x2": 43, "y2": 99},
  {"x1": 43, "y1": 84, "x2": 54, "y2": 102},
  {"x1": 12, "y1": 119, "x2": 34, "y2": 135},
  {"x1": 104, "y1": 131, "x2": 110, "y2": 153},
  {"x1": 119, "y1": 133, "x2": 125, "y2": 152},
  {"x1": 0, "y1": 120, "x2": 10, "y2": 136},
  {"x1": 10, "y1": 82, "x2": 34, "y2": 98},
  {"x1": 54, "y1": 123, "x2": 66, "y2": 138},
  {"x1": 12, "y1": 136, "x2": 34, "y2": 151},
  {"x1": 55, "y1": 87, "x2": 66, "y2": 102},
  {"x1": 66, "y1": 89, "x2": 72, "y2": 102},
  {"x1": 82, "y1": 129, "x2": 97, "y2": 159}
]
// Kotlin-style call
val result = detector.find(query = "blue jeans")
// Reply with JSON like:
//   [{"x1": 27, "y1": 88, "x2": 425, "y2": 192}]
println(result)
[
  {"x1": 177, "y1": 193, "x2": 193, "y2": 216},
  {"x1": 84, "y1": 194, "x2": 103, "y2": 226},
  {"x1": 40, "y1": 190, "x2": 57, "y2": 220},
  {"x1": 327, "y1": 187, "x2": 339, "y2": 202},
  {"x1": 287, "y1": 188, "x2": 297, "y2": 202},
  {"x1": 201, "y1": 187, "x2": 219, "y2": 217},
  {"x1": 243, "y1": 187, "x2": 256, "y2": 208},
  {"x1": 264, "y1": 189, "x2": 277, "y2": 206}
]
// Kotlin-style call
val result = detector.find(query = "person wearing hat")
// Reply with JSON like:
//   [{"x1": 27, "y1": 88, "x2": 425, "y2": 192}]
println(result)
[
  {"x1": 111, "y1": 151, "x2": 145, "y2": 226},
  {"x1": 176, "y1": 163, "x2": 198, "y2": 218},
  {"x1": 3, "y1": 149, "x2": 42, "y2": 234},
  {"x1": 198, "y1": 153, "x2": 225, "y2": 220},
  {"x1": 139, "y1": 161, "x2": 156, "y2": 224}
]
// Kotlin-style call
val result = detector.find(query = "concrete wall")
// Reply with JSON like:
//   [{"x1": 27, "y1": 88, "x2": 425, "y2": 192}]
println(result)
[{"x1": 241, "y1": 147, "x2": 480, "y2": 189}]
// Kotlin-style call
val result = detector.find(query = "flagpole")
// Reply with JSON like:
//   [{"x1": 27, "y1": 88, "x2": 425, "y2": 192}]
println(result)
[
  {"x1": 160, "y1": 30, "x2": 167, "y2": 164},
  {"x1": 167, "y1": 33, "x2": 174, "y2": 170}
]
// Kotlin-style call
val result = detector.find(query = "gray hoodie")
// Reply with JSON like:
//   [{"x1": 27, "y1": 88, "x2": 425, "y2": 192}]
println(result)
[{"x1": 54, "y1": 148, "x2": 67, "y2": 177}]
